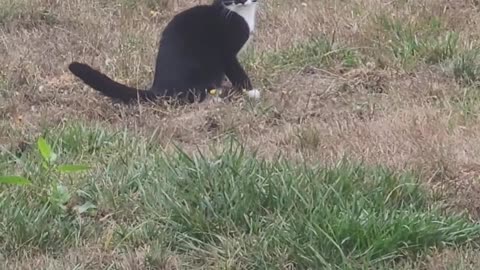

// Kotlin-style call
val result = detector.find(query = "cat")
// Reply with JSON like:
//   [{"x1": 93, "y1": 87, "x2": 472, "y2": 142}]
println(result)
[{"x1": 68, "y1": 0, "x2": 261, "y2": 105}]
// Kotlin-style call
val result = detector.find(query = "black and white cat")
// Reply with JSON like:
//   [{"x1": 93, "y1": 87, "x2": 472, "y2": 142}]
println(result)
[{"x1": 68, "y1": 0, "x2": 260, "y2": 104}]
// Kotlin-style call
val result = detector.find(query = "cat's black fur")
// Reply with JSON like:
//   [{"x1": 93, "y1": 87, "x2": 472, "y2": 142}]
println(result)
[{"x1": 68, "y1": 0, "x2": 256, "y2": 104}]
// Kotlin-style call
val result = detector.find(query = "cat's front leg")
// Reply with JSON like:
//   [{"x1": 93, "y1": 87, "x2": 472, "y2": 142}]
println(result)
[{"x1": 224, "y1": 57, "x2": 260, "y2": 100}]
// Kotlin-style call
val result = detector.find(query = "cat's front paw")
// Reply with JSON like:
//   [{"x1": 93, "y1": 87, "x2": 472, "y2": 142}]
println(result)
[
  {"x1": 245, "y1": 89, "x2": 261, "y2": 100},
  {"x1": 211, "y1": 96, "x2": 223, "y2": 103}
]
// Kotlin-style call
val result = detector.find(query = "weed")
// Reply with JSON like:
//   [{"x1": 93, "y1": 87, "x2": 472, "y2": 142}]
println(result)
[
  {"x1": 0, "y1": 135, "x2": 92, "y2": 252},
  {"x1": 0, "y1": 175, "x2": 30, "y2": 185}
]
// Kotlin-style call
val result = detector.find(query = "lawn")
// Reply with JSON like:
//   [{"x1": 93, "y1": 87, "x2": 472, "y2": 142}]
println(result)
[{"x1": 2, "y1": 0, "x2": 480, "y2": 269}]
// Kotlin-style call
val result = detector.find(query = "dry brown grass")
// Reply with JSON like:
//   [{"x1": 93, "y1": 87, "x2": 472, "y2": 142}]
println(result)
[
  {"x1": 5, "y1": 247, "x2": 480, "y2": 270},
  {"x1": 3, "y1": 246, "x2": 182, "y2": 270},
  {"x1": 3, "y1": 0, "x2": 480, "y2": 268}
]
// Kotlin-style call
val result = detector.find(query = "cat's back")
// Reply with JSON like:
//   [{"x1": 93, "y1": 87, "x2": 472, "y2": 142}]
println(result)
[
  {"x1": 151, "y1": 5, "x2": 227, "y2": 90},
  {"x1": 156, "y1": 4, "x2": 230, "y2": 67},
  {"x1": 162, "y1": 5, "x2": 223, "y2": 38}
]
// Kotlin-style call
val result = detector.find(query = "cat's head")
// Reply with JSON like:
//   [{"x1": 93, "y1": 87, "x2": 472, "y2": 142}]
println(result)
[
  {"x1": 213, "y1": 0, "x2": 258, "y2": 32},
  {"x1": 213, "y1": 0, "x2": 258, "y2": 9}
]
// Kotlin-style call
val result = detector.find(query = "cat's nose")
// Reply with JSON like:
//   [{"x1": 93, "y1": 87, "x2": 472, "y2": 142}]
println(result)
[{"x1": 234, "y1": 0, "x2": 247, "y2": 4}]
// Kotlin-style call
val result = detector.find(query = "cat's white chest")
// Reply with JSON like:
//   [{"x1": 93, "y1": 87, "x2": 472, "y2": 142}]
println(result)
[
  {"x1": 228, "y1": 2, "x2": 257, "y2": 33},
  {"x1": 234, "y1": 3, "x2": 257, "y2": 33},
  {"x1": 229, "y1": 2, "x2": 257, "y2": 54}
]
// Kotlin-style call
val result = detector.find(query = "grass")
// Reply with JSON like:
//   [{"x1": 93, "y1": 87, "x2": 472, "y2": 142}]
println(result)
[
  {"x1": 450, "y1": 86, "x2": 480, "y2": 122},
  {"x1": 243, "y1": 37, "x2": 361, "y2": 88},
  {"x1": 2, "y1": 123, "x2": 480, "y2": 269},
  {"x1": 448, "y1": 49, "x2": 480, "y2": 121},
  {"x1": 0, "y1": 0, "x2": 28, "y2": 25},
  {"x1": 3, "y1": 0, "x2": 480, "y2": 268},
  {"x1": 0, "y1": 0, "x2": 58, "y2": 29},
  {"x1": 374, "y1": 15, "x2": 460, "y2": 68},
  {"x1": 453, "y1": 49, "x2": 480, "y2": 86}
]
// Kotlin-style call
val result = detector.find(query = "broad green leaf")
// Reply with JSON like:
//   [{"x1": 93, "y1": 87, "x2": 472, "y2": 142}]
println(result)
[
  {"x1": 57, "y1": 164, "x2": 90, "y2": 173},
  {"x1": 37, "y1": 137, "x2": 56, "y2": 163},
  {"x1": 0, "y1": 175, "x2": 31, "y2": 185}
]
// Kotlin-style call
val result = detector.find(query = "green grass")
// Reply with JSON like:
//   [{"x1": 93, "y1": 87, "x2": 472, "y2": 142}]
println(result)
[
  {"x1": 243, "y1": 37, "x2": 361, "y2": 87},
  {"x1": 446, "y1": 49, "x2": 480, "y2": 121},
  {"x1": 254, "y1": 38, "x2": 360, "y2": 70},
  {"x1": 0, "y1": 0, "x2": 58, "y2": 28},
  {"x1": 450, "y1": 86, "x2": 480, "y2": 122},
  {"x1": 375, "y1": 15, "x2": 459, "y2": 69},
  {"x1": 453, "y1": 49, "x2": 480, "y2": 87},
  {"x1": 0, "y1": 0, "x2": 27, "y2": 25},
  {"x1": 0, "y1": 74, "x2": 7, "y2": 99},
  {"x1": 1, "y1": 123, "x2": 480, "y2": 269}
]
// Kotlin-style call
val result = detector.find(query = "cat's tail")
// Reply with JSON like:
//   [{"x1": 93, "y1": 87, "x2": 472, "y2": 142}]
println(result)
[{"x1": 68, "y1": 62, "x2": 156, "y2": 103}]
